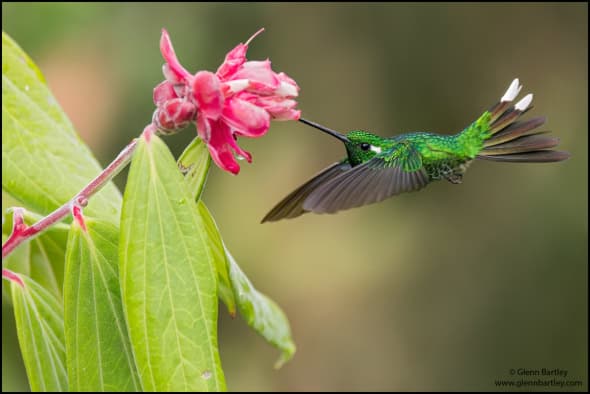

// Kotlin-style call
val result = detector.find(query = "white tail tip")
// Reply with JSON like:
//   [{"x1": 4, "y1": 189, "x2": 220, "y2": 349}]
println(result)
[
  {"x1": 501, "y1": 78, "x2": 522, "y2": 102},
  {"x1": 515, "y1": 93, "x2": 533, "y2": 111}
]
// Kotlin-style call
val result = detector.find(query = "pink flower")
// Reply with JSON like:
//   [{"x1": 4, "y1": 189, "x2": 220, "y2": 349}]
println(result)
[{"x1": 153, "y1": 28, "x2": 300, "y2": 174}]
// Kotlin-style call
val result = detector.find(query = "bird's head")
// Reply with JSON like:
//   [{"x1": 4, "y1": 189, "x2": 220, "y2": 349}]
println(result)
[
  {"x1": 343, "y1": 130, "x2": 387, "y2": 166},
  {"x1": 298, "y1": 118, "x2": 387, "y2": 165}
]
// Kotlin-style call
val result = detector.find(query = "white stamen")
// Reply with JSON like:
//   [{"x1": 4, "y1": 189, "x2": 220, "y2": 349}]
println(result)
[
  {"x1": 245, "y1": 28, "x2": 265, "y2": 46},
  {"x1": 501, "y1": 78, "x2": 522, "y2": 102},
  {"x1": 515, "y1": 93, "x2": 533, "y2": 111},
  {"x1": 225, "y1": 79, "x2": 250, "y2": 94},
  {"x1": 370, "y1": 145, "x2": 382, "y2": 154},
  {"x1": 275, "y1": 81, "x2": 298, "y2": 97}
]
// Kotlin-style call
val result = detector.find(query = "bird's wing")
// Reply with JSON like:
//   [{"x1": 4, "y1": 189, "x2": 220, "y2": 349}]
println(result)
[
  {"x1": 303, "y1": 142, "x2": 430, "y2": 214},
  {"x1": 261, "y1": 160, "x2": 352, "y2": 222}
]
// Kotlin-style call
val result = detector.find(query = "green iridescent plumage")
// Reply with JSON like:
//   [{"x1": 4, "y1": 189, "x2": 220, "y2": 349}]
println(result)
[{"x1": 262, "y1": 79, "x2": 570, "y2": 222}]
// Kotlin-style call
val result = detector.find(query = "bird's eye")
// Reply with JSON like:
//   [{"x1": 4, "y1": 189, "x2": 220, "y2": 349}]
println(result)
[{"x1": 360, "y1": 143, "x2": 371, "y2": 151}]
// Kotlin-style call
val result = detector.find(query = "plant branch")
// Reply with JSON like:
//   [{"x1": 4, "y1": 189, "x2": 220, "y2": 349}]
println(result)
[{"x1": 2, "y1": 134, "x2": 142, "y2": 261}]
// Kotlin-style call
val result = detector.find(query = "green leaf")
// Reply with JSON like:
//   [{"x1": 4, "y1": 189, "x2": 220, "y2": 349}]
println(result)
[
  {"x1": 119, "y1": 133, "x2": 225, "y2": 391},
  {"x1": 2, "y1": 32, "x2": 121, "y2": 223},
  {"x1": 177, "y1": 139, "x2": 236, "y2": 315},
  {"x1": 64, "y1": 218, "x2": 141, "y2": 391},
  {"x1": 178, "y1": 137, "x2": 211, "y2": 202},
  {"x1": 29, "y1": 225, "x2": 68, "y2": 299},
  {"x1": 197, "y1": 201, "x2": 237, "y2": 317},
  {"x1": 224, "y1": 247, "x2": 296, "y2": 369},
  {"x1": 11, "y1": 274, "x2": 68, "y2": 392},
  {"x1": 176, "y1": 137, "x2": 295, "y2": 367}
]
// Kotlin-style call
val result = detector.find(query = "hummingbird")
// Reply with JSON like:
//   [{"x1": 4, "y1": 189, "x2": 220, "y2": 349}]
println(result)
[{"x1": 262, "y1": 79, "x2": 570, "y2": 223}]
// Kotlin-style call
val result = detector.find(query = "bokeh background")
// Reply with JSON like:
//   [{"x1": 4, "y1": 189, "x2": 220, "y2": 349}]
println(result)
[{"x1": 2, "y1": 3, "x2": 587, "y2": 391}]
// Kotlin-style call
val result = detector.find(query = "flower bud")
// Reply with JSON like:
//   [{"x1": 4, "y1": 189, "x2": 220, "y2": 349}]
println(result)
[{"x1": 154, "y1": 98, "x2": 196, "y2": 133}]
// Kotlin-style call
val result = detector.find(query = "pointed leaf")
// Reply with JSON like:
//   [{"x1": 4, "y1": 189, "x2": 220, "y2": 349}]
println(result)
[
  {"x1": 225, "y1": 247, "x2": 296, "y2": 368},
  {"x1": 2, "y1": 32, "x2": 120, "y2": 222},
  {"x1": 196, "y1": 201, "x2": 236, "y2": 317},
  {"x1": 176, "y1": 141, "x2": 235, "y2": 316},
  {"x1": 178, "y1": 137, "x2": 236, "y2": 317},
  {"x1": 195, "y1": 202, "x2": 295, "y2": 367},
  {"x1": 64, "y1": 218, "x2": 141, "y2": 391},
  {"x1": 119, "y1": 133, "x2": 225, "y2": 391},
  {"x1": 29, "y1": 226, "x2": 67, "y2": 299},
  {"x1": 11, "y1": 274, "x2": 67, "y2": 392},
  {"x1": 178, "y1": 136, "x2": 211, "y2": 202}
]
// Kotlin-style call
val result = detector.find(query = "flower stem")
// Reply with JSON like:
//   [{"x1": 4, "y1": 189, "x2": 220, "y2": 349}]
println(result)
[{"x1": 2, "y1": 136, "x2": 140, "y2": 260}]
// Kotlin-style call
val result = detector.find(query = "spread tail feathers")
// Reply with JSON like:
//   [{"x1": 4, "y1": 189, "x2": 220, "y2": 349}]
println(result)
[{"x1": 477, "y1": 79, "x2": 570, "y2": 162}]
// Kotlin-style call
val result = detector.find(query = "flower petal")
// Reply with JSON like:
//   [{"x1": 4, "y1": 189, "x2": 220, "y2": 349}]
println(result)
[
  {"x1": 276, "y1": 72, "x2": 300, "y2": 97},
  {"x1": 153, "y1": 81, "x2": 178, "y2": 106},
  {"x1": 207, "y1": 143, "x2": 240, "y2": 175},
  {"x1": 277, "y1": 72, "x2": 298, "y2": 87},
  {"x1": 237, "y1": 93, "x2": 300, "y2": 121},
  {"x1": 271, "y1": 108, "x2": 301, "y2": 121},
  {"x1": 275, "y1": 80, "x2": 299, "y2": 97},
  {"x1": 222, "y1": 97, "x2": 270, "y2": 137},
  {"x1": 196, "y1": 112, "x2": 212, "y2": 142},
  {"x1": 216, "y1": 44, "x2": 248, "y2": 81},
  {"x1": 160, "y1": 29, "x2": 191, "y2": 83},
  {"x1": 226, "y1": 134, "x2": 252, "y2": 163},
  {"x1": 192, "y1": 71, "x2": 224, "y2": 119},
  {"x1": 233, "y1": 60, "x2": 280, "y2": 94},
  {"x1": 216, "y1": 28, "x2": 265, "y2": 81},
  {"x1": 259, "y1": 97, "x2": 301, "y2": 120},
  {"x1": 207, "y1": 119, "x2": 241, "y2": 174}
]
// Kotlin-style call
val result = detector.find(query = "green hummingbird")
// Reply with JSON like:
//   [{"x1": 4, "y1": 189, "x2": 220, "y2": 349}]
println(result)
[{"x1": 262, "y1": 79, "x2": 570, "y2": 222}]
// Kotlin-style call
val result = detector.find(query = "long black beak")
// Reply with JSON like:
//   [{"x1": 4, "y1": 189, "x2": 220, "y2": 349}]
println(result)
[{"x1": 298, "y1": 117, "x2": 349, "y2": 143}]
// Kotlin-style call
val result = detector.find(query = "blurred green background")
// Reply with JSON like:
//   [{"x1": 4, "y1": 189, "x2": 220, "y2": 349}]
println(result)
[{"x1": 2, "y1": 2, "x2": 587, "y2": 391}]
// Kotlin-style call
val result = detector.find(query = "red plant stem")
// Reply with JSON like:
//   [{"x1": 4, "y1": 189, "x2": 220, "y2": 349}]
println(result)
[
  {"x1": 2, "y1": 137, "x2": 139, "y2": 260},
  {"x1": 2, "y1": 268, "x2": 24, "y2": 287}
]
